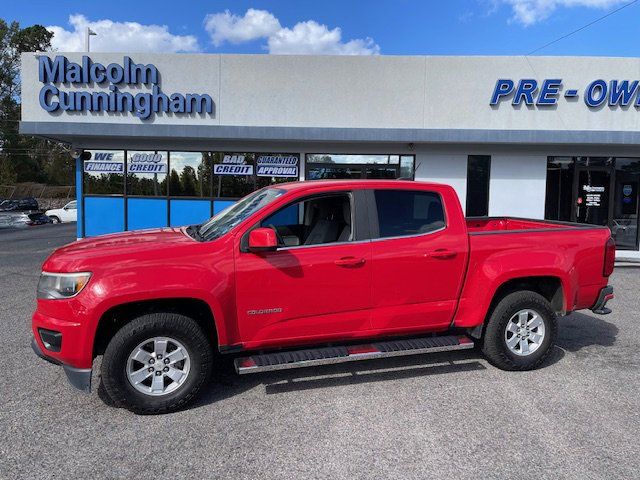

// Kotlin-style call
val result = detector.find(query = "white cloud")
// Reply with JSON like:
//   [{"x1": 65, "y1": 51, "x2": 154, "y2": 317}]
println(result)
[
  {"x1": 498, "y1": 0, "x2": 628, "y2": 25},
  {"x1": 204, "y1": 9, "x2": 281, "y2": 46},
  {"x1": 268, "y1": 21, "x2": 380, "y2": 55},
  {"x1": 204, "y1": 9, "x2": 380, "y2": 55},
  {"x1": 47, "y1": 14, "x2": 200, "y2": 53}
]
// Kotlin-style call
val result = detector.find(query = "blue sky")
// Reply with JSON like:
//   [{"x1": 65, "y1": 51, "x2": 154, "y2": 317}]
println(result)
[{"x1": 3, "y1": 0, "x2": 639, "y2": 56}]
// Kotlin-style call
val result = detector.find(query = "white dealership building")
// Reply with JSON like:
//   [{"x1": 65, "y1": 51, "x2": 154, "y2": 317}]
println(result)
[{"x1": 19, "y1": 53, "x2": 640, "y2": 257}]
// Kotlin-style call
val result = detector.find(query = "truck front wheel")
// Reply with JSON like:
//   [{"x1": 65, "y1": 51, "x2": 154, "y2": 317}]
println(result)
[
  {"x1": 481, "y1": 291, "x2": 557, "y2": 371},
  {"x1": 101, "y1": 312, "x2": 213, "y2": 414}
]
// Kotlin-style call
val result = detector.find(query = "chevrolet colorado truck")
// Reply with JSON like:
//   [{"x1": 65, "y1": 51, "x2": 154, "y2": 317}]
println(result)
[{"x1": 32, "y1": 180, "x2": 615, "y2": 414}]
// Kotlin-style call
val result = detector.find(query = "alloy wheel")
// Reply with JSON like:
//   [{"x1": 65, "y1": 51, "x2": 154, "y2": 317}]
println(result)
[
  {"x1": 504, "y1": 309, "x2": 546, "y2": 356},
  {"x1": 126, "y1": 337, "x2": 191, "y2": 396}
]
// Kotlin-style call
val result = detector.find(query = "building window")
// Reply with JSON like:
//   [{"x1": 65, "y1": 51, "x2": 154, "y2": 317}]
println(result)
[
  {"x1": 400, "y1": 155, "x2": 415, "y2": 179},
  {"x1": 255, "y1": 153, "x2": 300, "y2": 189},
  {"x1": 168, "y1": 152, "x2": 212, "y2": 197},
  {"x1": 306, "y1": 154, "x2": 414, "y2": 180},
  {"x1": 127, "y1": 151, "x2": 168, "y2": 196},
  {"x1": 83, "y1": 149, "x2": 125, "y2": 195},
  {"x1": 212, "y1": 152, "x2": 256, "y2": 198},
  {"x1": 209, "y1": 152, "x2": 299, "y2": 198},
  {"x1": 465, "y1": 155, "x2": 491, "y2": 217},
  {"x1": 545, "y1": 157, "x2": 575, "y2": 221},
  {"x1": 613, "y1": 158, "x2": 640, "y2": 250},
  {"x1": 374, "y1": 190, "x2": 445, "y2": 238},
  {"x1": 576, "y1": 156, "x2": 614, "y2": 168}
]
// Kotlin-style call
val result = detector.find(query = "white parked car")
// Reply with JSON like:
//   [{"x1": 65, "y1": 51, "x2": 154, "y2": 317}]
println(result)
[{"x1": 45, "y1": 201, "x2": 77, "y2": 223}]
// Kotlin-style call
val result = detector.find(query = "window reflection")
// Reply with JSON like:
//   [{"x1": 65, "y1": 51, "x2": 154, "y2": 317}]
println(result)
[
  {"x1": 307, "y1": 154, "x2": 400, "y2": 164},
  {"x1": 127, "y1": 151, "x2": 168, "y2": 196},
  {"x1": 84, "y1": 150, "x2": 125, "y2": 195},
  {"x1": 545, "y1": 157, "x2": 574, "y2": 221},
  {"x1": 400, "y1": 156, "x2": 414, "y2": 179},
  {"x1": 256, "y1": 153, "x2": 300, "y2": 190},
  {"x1": 169, "y1": 152, "x2": 212, "y2": 197},
  {"x1": 213, "y1": 153, "x2": 256, "y2": 198},
  {"x1": 613, "y1": 158, "x2": 640, "y2": 249},
  {"x1": 306, "y1": 153, "x2": 414, "y2": 180},
  {"x1": 545, "y1": 156, "x2": 640, "y2": 250}
]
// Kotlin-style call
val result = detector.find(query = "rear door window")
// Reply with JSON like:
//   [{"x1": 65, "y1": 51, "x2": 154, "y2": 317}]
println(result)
[{"x1": 373, "y1": 190, "x2": 445, "y2": 238}]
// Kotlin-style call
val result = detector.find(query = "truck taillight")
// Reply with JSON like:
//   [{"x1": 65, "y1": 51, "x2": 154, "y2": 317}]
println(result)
[{"x1": 603, "y1": 237, "x2": 615, "y2": 277}]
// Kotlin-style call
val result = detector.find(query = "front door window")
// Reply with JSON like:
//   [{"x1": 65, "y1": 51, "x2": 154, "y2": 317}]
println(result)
[{"x1": 261, "y1": 194, "x2": 352, "y2": 247}]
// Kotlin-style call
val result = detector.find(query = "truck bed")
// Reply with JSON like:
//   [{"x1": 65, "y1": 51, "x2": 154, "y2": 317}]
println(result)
[
  {"x1": 453, "y1": 216, "x2": 612, "y2": 329},
  {"x1": 466, "y1": 217, "x2": 591, "y2": 234}
]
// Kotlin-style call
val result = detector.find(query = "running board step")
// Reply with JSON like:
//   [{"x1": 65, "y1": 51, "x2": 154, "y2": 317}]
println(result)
[{"x1": 234, "y1": 335, "x2": 474, "y2": 374}]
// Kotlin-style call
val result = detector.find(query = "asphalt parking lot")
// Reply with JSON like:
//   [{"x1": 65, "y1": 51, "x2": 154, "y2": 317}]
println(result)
[{"x1": 1, "y1": 224, "x2": 639, "y2": 479}]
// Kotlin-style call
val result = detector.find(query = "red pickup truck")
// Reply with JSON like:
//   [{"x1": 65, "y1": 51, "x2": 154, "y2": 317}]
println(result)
[{"x1": 32, "y1": 180, "x2": 615, "y2": 414}]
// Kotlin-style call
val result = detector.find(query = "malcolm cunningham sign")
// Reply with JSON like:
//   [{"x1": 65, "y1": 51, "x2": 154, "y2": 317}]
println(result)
[{"x1": 38, "y1": 55, "x2": 214, "y2": 121}]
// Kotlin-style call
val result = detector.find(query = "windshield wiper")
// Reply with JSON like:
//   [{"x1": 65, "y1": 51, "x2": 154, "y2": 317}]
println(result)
[{"x1": 186, "y1": 224, "x2": 205, "y2": 242}]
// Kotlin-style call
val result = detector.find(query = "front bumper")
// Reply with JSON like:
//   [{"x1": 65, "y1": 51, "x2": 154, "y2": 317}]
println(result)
[
  {"x1": 591, "y1": 285, "x2": 614, "y2": 315},
  {"x1": 32, "y1": 307, "x2": 95, "y2": 365},
  {"x1": 31, "y1": 337, "x2": 92, "y2": 393}
]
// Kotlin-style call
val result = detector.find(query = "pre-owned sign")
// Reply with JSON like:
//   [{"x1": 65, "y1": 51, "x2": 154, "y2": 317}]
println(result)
[{"x1": 491, "y1": 78, "x2": 640, "y2": 108}]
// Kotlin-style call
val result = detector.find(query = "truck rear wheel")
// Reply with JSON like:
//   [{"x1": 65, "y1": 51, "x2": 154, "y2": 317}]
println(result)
[
  {"x1": 101, "y1": 312, "x2": 213, "y2": 414},
  {"x1": 481, "y1": 291, "x2": 557, "y2": 371}
]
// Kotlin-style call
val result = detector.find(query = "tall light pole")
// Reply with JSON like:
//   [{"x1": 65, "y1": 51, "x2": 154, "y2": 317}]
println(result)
[{"x1": 85, "y1": 27, "x2": 97, "y2": 52}]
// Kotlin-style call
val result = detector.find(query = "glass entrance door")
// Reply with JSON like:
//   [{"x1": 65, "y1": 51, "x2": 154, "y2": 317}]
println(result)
[
  {"x1": 547, "y1": 156, "x2": 640, "y2": 250},
  {"x1": 612, "y1": 166, "x2": 639, "y2": 249},
  {"x1": 573, "y1": 168, "x2": 612, "y2": 226}
]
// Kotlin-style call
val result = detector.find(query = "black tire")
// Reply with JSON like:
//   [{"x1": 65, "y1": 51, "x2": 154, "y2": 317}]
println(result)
[
  {"x1": 50, "y1": 216, "x2": 60, "y2": 224},
  {"x1": 481, "y1": 290, "x2": 557, "y2": 371},
  {"x1": 101, "y1": 312, "x2": 213, "y2": 414}
]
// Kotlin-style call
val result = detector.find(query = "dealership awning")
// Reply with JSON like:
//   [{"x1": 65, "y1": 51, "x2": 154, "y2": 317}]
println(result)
[{"x1": 19, "y1": 121, "x2": 640, "y2": 149}]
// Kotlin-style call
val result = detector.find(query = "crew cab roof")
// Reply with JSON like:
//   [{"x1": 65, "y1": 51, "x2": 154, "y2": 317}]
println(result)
[{"x1": 275, "y1": 179, "x2": 446, "y2": 193}]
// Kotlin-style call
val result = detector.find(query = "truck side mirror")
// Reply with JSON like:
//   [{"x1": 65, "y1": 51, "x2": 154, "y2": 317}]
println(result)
[{"x1": 248, "y1": 228, "x2": 278, "y2": 252}]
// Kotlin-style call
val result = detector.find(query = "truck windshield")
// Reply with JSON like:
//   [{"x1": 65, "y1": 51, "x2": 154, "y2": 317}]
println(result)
[{"x1": 195, "y1": 188, "x2": 286, "y2": 241}]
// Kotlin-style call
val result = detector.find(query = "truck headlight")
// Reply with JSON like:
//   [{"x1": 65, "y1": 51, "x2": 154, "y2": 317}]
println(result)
[{"x1": 37, "y1": 272, "x2": 92, "y2": 299}]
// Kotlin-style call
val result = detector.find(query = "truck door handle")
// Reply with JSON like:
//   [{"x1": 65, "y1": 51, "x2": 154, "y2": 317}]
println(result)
[
  {"x1": 334, "y1": 256, "x2": 366, "y2": 267},
  {"x1": 429, "y1": 249, "x2": 457, "y2": 259}
]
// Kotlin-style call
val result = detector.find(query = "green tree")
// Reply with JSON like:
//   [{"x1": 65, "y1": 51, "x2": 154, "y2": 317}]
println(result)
[
  {"x1": 0, "y1": 156, "x2": 17, "y2": 185},
  {"x1": 180, "y1": 165, "x2": 198, "y2": 196},
  {"x1": 0, "y1": 20, "x2": 72, "y2": 187},
  {"x1": 44, "y1": 153, "x2": 74, "y2": 186},
  {"x1": 169, "y1": 169, "x2": 181, "y2": 195}
]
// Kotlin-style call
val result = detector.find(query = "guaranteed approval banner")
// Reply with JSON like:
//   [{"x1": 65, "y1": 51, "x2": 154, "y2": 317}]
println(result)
[{"x1": 256, "y1": 154, "x2": 299, "y2": 178}]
